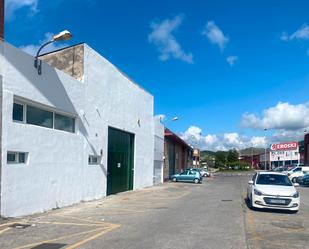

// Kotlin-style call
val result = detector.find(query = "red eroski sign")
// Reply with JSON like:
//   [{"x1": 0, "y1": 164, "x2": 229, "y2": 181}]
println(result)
[{"x1": 270, "y1": 142, "x2": 298, "y2": 151}]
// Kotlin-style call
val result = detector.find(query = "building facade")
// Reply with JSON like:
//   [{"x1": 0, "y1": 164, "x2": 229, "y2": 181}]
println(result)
[
  {"x1": 193, "y1": 149, "x2": 200, "y2": 167},
  {"x1": 270, "y1": 142, "x2": 300, "y2": 168},
  {"x1": 240, "y1": 154, "x2": 260, "y2": 169},
  {"x1": 259, "y1": 150, "x2": 270, "y2": 170},
  {"x1": 153, "y1": 119, "x2": 164, "y2": 185},
  {"x1": 163, "y1": 128, "x2": 193, "y2": 181},
  {"x1": 0, "y1": 42, "x2": 161, "y2": 217},
  {"x1": 304, "y1": 133, "x2": 309, "y2": 165}
]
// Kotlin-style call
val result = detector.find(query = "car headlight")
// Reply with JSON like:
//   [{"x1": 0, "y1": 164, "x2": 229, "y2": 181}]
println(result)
[
  {"x1": 292, "y1": 192, "x2": 299, "y2": 198},
  {"x1": 254, "y1": 189, "x2": 263, "y2": 196}
]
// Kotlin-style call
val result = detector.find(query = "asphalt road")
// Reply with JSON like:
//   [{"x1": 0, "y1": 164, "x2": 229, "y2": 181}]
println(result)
[{"x1": 0, "y1": 174, "x2": 309, "y2": 249}]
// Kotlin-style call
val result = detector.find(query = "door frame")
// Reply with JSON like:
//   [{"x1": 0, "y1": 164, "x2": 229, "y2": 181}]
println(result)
[{"x1": 106, "y1": 126, "x2": 135, "y2": 195}]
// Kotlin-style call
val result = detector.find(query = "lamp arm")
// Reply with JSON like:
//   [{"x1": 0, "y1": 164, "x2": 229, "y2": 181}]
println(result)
[
  {"x1": 34, "y1": 40, "x2": 54, "y2": 68},
  {"x1": 35, "y1": 40, "x2": 54, "y2": 59}
]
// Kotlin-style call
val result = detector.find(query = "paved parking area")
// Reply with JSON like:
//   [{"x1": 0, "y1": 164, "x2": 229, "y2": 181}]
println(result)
[
  {"x1": 241, "y1": 177, "x2": 309, "y2": 249},
  {"x1": 0, "y1": 174, "x2": 308, "y2": 249}
]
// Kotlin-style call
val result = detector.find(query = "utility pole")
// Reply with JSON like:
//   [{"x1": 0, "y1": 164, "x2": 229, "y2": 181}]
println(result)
[{"x1": 0, "y1": 0, "x2": 4, "y2": 40}]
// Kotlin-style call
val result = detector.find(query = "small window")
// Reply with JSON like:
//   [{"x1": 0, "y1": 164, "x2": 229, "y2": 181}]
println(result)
[
  {"x1": 7, "y1": 152, "x2": 27, "y2": 164},
  {"x1": 13, "y1": 103, "x2": 24, "y2": 122},
  {"x1": 55, "y1": 113, "x2": 75, "y2": 133},
  {"x1": 88, "y1": 155, "x2": 100, "y2": 165},
  {"x1": 19, "y1": 153, "x2": 26, "y2": 163},
  {"x1": 26, "y1": 105, "x2": 53, "y2": 128},
  {"x1": 7, "y1": 152, "x2": 16, "y2": 163}
]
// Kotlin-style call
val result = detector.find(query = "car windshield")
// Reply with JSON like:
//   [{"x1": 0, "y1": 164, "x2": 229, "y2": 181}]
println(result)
[{"x1": 256, "y1": 174, "x2": 292, "y2": 186}]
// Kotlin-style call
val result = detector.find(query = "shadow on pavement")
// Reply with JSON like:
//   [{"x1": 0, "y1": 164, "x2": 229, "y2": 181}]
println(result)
[{"x1": 31, "y1": 243, "x2": 67, "y2": 249}]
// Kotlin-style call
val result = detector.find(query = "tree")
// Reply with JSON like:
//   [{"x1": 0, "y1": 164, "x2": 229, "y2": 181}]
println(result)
[
  {"x1": 215, "y1": 151, "x2": 227, "y2": 169},
  {"x1": 227, "y1": 149, "x2": 239, "y2": 164}
]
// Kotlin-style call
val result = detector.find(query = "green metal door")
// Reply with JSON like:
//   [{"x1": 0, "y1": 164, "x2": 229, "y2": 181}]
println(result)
[{"x1": 107, "y1": 127, "x2": 134, "y2": 195}]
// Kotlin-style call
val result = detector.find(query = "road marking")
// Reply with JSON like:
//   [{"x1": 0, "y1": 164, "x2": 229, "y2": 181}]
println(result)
[
  {"x1": 0, "y1": 221, "x2": 21, "y2": 228},
  {"x1": 9, "y1": 215, "x2": 121, "y2": 249},
  {"x1": 52, "y1": 214, "x2": 109, "y2": 225},
  {"x1": 66, "y1": 224, "x2": 121, "y2": 249},
  {"x1": 0, "y1": 227, "x2": 11, "y2": 235},
  {"x1": 12, "y1": 227, "x2": 104, "y2": 249},
  {"x1": 98, "y1": 208, "x2": 146, "y2": 214},
  {"x1": 36, "y1": 221, "x2": 107, "y2": 227}
]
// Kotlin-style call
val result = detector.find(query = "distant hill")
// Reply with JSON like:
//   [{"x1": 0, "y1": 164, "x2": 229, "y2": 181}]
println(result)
[
  {"x1": 200, "y1": 148, "x2": 265, "y2": 157},
  {"x1": 239, "y1": 147, "x2": 265, "y2": 156},
  {"x1": 200, "y1": 150, "x2": 216, "y2": 158}
]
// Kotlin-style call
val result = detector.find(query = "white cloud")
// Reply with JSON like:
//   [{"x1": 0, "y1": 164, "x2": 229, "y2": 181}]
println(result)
[
  {"x1": 202, "y1": 21, "x2": 229, "y2": 51},
  {"x1": 148, "y1": 15, "x2": 193, "y2": 63},
  {"x1": 226, "y1": 56, "x2": 238, "y2": 66},
  {"x1": 181, "y1": 125, "x2": 306, "y2": 151},
  {"x1": 154, "y1": 114, "x2": 166, "y2": 122},
  {"x1": 250, "y1": 136, "x2": 267, "y2": 148},
  {"x1": 241, "y1": 101, "x2": 309, "y2": 130},
  {"x1": 20, "y1": 32, "x2": 68, "y2": 56},
  {"x1": 280, "y1": 32, "x2": 289, "y2": 41},
  {"x1": 182, "y1": 126, "x2": 203, "y2": 142},
  {"x1": 6, "y1": 0, "x2": 39, "y2": 20},
  {"x1": 224, "y1": 133, "x2": 244, "y2": 148},
  {"x1": 271, "y1": 129, "x2": 307, "y2": 143},
  {"x1": 281, "y1": 24, "x2": 309, "y2": 41},
  {"x1": 181, "y1": 126, "x2": 266, "y2": 151}
]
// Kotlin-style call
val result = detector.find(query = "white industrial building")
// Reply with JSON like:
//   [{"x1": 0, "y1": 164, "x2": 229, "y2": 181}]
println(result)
[{"x1": 0, "y1": 41, "x2": 164, "y2": 217}]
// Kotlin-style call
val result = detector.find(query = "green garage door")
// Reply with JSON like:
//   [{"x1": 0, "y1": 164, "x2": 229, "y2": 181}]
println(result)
[{"x1": 107, "y1": 127, "x2": 134, "y2": 195}]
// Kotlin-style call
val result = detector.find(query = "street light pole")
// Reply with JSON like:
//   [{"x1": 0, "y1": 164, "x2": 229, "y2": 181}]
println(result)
[
  {"x1": 264, "y1": 128, "x2": 267, "y2": 170},
  {"x1": 34, "y1": 30, "x2": 72, "y2": 75}
]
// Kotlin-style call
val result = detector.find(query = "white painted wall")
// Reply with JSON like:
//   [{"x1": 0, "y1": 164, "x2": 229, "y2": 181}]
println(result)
[
  {"x1": 153, "y1": 118, "x2": 164, "y2": 184},
  {"x1": 0, "y1": 41, "x2": 155, "y2": 217}
]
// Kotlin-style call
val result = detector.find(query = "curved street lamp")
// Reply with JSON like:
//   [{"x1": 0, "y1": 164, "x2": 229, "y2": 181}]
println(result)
[{"x1": 34, "y1": 30, "x2": 72, "y2": 75}]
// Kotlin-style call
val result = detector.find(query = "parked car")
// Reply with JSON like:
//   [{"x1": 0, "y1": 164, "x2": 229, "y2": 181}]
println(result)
[
  {"x1": 272, "y1": 166, "x2": 288, "y2": 172},
  {"x1": 190, "y1": 168, "x2": 209, "y2": 177},
  {"x1": 287, "y1": 166, "x2": 309, "y2": 183},
  {"x1": 203, "y1": 169, "x2": 211, "y2": 177},
  {"x1": 298, "y1": 173, "x2": 309, "y2": 186},
  {"x1": 188, "y1": 168, "x2": 203, "y2": 177},
  {"x1": 171, "y1": 169, "x2": 202, "y2": 184},
  {"x1": 247, "y1": 172, "x2": 300, "y2": 212}
]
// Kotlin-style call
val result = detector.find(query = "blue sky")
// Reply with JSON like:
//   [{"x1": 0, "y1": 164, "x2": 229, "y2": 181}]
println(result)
[{"x1": 4, "y1": 0, "x2": 309, "y2": 150}]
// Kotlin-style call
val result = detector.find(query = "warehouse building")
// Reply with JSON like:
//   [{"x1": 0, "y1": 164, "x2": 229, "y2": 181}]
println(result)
[
  {"x1": 163, "y1": 128, "x2": 193, "y2": 181},
  {"x1": 0, "y1": 41, "x2": 162, "y2": 217}
]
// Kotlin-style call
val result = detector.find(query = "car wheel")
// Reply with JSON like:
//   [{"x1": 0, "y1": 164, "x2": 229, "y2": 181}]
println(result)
[
  {"x1": 247, "y1": 195, "x2": 254, "y2": 210},
  {"x1": 194, "y1": 178, "x2": 199, "y2": 184},
  {"x1": 172, "y1": 177, "x2": 177, "y2": 182},
  {"x1": 292, "y1": 177, "x2": 297, "y2": 183}
]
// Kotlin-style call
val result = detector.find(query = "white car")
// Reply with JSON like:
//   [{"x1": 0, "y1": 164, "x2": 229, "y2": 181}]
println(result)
[
  {"x1": 287, "y1": 166, "x2": 309, "y2": 183},
  {"x1": 200, "y1": 169, "x2": 210, "y2": 177},
  {"x1": 247, "y1": 172, "x2": 300, "y2": 212}
]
